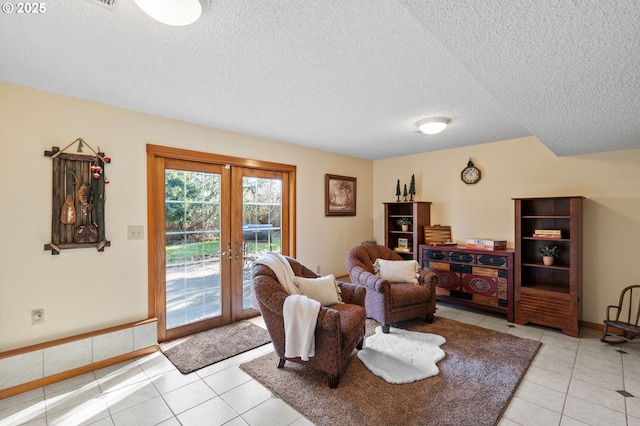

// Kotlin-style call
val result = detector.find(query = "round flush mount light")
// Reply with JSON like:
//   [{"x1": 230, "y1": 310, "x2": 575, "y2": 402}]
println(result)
[
  {"x1": 134, "y1": 0, "x2": 209, "y2": 26},
  {"x1": 416, "y1": 117, "x2": 451, "y2": 135}
]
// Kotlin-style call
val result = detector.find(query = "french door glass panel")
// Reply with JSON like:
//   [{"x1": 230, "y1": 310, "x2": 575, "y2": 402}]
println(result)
[
  {"x1": 165, "y1": 169, "x2": 222, "y2": 329},
  {"x1": 242, "y1": 176, "x2": 282, "y2": 310}
]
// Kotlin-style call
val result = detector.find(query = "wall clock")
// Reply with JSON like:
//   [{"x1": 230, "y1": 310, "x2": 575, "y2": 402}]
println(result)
[{"x1": 461, "y1": 159, "x2": 481, "y2": 184}]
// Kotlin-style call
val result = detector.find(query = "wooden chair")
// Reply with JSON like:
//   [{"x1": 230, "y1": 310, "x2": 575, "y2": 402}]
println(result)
[{"x1": 601, "y1": 285, "x2": 640, "y2": 344}]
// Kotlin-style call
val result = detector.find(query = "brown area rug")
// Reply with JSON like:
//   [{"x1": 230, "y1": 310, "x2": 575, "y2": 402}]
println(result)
[
  {"x1": 161, "y1": 321, "x2": 271, "y2": 374},
  {"x1": 240, "y1": 317, "x2": 540, "y2": 426}
]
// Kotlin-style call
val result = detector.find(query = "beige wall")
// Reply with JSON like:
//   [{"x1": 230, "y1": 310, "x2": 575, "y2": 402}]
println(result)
[
  {"x1": 0, "y1": 83, "x2": 373, "y2": 351},
  {"x1": 3, "y1": 82, "x2": 638, "y2": 352},
  {"x1": 373, "y1": 137, "x2": 640, "y2": 325}
]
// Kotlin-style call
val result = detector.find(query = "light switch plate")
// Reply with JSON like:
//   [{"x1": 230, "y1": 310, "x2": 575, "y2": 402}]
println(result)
[{"x1": 127, "y1": 226, "x2": 144, "y2": 240}]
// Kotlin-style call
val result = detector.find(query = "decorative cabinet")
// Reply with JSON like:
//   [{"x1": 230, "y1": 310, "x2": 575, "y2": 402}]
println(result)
[
  {"x1": 420, "y1": 245, "x2": 514, "y2": 322},
  {"x1": 384, "y1": 202, "x2": 431, "y2": 260},
  {"x1": 513, "y1": 196, "x2": 583, "y2": 337}
]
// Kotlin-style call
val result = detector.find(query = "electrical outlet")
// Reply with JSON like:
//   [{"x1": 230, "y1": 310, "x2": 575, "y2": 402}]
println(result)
[
  {"x1": 32, "y1": 309, "x2": 44, "y2": 325},
  {"x1": 127, "y1": 225, "x2": 144, "y2": 240},
  {"x1": 316, "y1": 265, "x2": 321, "y2": 274}
]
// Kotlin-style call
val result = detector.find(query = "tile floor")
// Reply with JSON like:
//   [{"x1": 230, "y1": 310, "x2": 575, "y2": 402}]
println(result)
[{"x1": 1, "y1": 303, "x2": 639, "y2": 426}]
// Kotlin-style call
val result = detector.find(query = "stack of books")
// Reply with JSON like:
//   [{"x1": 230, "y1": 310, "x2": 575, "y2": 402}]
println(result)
[
  {"x1": 533, "y1": 229, "x2": 562, "y2": 239},
  {"x1": 466, "y1": 239, "x2": 507, "y2": 251}
]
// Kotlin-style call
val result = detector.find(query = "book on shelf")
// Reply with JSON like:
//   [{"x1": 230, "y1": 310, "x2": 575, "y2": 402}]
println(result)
[
  {"x1": 394, "y1": 247, "x2": 410, "y2": 252},
  {"x1": 534, "y1": 229, "x2": 561, "y2": 234},
  {"x1": 533, "y1": 233, "x2": 562, "y2": 239}
]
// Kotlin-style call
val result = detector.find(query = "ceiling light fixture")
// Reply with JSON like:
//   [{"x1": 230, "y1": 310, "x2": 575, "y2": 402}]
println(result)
[
  {"x1": 134, "y1": 0, "x2": 209, "y2": 26},
  {"x1": 416, "y1": 117, "x2": 451, "y2": 135}
]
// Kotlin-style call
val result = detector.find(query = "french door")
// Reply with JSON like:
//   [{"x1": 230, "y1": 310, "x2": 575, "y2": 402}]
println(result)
[{"x1": 147, "y1": 145, "x2": 295, "y2": 342}]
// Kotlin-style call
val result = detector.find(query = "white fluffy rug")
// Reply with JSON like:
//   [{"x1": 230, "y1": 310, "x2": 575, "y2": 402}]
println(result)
[{"x1": 357, "y1": 326, "x2": 446, "y2": 384}]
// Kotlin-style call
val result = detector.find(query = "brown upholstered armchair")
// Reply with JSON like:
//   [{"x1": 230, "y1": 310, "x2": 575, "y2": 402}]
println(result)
[
  {"x1": 251, "y1": 256, "x2": 366, "y2": 388},
  {"x1": 346, "y1": 244, "x2": 438, "y2": 333}
]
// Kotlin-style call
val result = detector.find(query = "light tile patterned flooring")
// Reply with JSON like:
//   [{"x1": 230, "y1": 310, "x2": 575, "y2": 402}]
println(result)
[{"x1": 1, "y1": 303, "x2": 639, "y2": 426}]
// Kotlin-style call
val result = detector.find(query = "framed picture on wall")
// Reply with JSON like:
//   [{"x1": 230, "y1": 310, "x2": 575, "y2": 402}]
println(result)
[{"x1": 325, "y1": 174, "x2": 357, "y2": 216}]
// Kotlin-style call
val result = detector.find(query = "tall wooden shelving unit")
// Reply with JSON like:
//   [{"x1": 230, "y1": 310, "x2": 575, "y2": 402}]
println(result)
[
  {"x1": 513, "y1": 196, "x2": 583, "y2": 337},
  {"x1": 383, "y1": 201, "x2": 431, "y2": 260}
]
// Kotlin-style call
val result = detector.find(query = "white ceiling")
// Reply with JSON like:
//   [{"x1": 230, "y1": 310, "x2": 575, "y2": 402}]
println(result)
[{"x1": 1, "y1": 0, "x2": 639, "y2": 160}]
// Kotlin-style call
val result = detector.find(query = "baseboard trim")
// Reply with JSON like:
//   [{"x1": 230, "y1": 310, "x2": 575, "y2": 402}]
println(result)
[
  {"x1": 581, "y1": 320, "x2": 604, "y2": 331},
  {"x1": 0, "y1": 345, "x2": 158, "y2": 399}
]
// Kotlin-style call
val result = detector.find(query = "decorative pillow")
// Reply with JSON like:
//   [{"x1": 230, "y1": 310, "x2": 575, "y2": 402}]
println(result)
[
  {"x1": 293, "y1": 274, "x2": 342, "y2": 306},
  {"x1": 373, "y1": 259, "x2": 420, "y2": 285}
]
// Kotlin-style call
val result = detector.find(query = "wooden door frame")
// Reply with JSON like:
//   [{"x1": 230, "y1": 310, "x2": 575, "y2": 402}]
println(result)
[{"x1": 146, "y1": 144, "x2": 296, "y2": 341}]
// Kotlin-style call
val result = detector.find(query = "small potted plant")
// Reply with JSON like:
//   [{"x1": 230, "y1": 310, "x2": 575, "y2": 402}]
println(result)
[
  {"x1": 396, "y1": 217, "x2": 412, "y2": 232},
  {"x1": 539, "y1": 245, "x2": 560, "y2": 265}
]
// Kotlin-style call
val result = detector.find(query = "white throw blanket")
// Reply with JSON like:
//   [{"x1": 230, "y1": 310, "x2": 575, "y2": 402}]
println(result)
[
  {"x1": 254, "y1": 253, "x2": 319, "y2": 360},
  {"x1": 254, "y1": 252, "x2": 300, "y2": 295},
  {"x1": 283, "y1": 294, "x2": 320, "y2": 361}
]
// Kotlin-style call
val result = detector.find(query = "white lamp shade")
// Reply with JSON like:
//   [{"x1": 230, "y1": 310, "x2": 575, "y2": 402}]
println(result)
[
  {"x1": 134, "y1": 0, "x2": 208, "y2": 26},
  {"x1": 416, "y1": 117, "x2": 451, "y2": 135}
]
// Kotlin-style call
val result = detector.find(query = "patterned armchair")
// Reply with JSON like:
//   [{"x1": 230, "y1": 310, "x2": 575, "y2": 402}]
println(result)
[
  {"x1": 346, "y1": 244, "x2": 438, "y2": 333},
  {"x1": 251, "y1": 256, "x2": 366, "y2": 388}
]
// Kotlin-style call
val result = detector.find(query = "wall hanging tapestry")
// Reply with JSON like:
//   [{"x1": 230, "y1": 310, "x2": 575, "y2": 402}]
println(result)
[{"x1": 44, "y1": 138, "x2": 111, "y2": 254}]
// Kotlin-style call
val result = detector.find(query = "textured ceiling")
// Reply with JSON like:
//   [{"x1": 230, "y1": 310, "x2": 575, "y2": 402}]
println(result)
[{"x1": 1, "y1": 0, "x2": 638, "y2": 160}]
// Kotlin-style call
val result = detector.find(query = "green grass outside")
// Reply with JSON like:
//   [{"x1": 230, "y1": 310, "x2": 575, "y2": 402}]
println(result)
[
  {"x1": 166, "y1": 241, "x2": 220, "y2": 262},
  {"x1": 166, "y1": 237, "x2": 281, "y2": 262}
]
